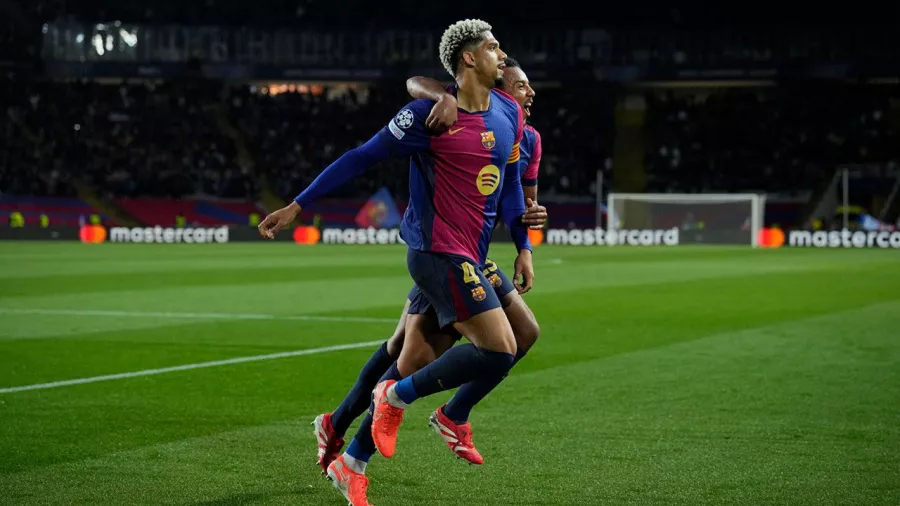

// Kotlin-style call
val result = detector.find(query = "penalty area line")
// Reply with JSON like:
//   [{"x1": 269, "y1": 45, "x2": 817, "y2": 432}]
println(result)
[{"x1": 0, "y1": 340, "x2": 385, "y2": 394}]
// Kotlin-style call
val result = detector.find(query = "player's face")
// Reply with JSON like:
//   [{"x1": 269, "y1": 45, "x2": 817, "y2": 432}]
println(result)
[
  {"x1": 471, "y1": 32, "x2": 507, "y2": 83},
  {"x1": 501, "y1": 67, "x2": 535, "y2": 118}
]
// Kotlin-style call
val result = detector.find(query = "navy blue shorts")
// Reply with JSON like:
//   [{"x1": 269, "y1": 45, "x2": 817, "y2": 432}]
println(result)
[
  {"x1": 406, "y1": 249, "x2": 506, "y2": 328},
  {"x1": 480, "y1": 258, "x2": 516, "y2": 300}
]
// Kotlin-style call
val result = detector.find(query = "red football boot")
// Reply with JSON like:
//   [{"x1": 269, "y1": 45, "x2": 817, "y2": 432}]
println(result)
[
  {"x1": 370, "y1": 380, "x2": 406, "y2": 458},
  {"x1": 428, "y1": 405, "x2": 484, "y2": 465},
  {"x1": 313, "y1": 413, "x2": 344, "y2": 474}
]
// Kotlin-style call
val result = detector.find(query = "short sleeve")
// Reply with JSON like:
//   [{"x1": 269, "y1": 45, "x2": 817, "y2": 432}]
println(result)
[
  {"x1": 522, "y1": 129, "x2": 541, "y2": 186},
  {"x1": 494, "y1": 89, "x2": 525, "y2": 165}
]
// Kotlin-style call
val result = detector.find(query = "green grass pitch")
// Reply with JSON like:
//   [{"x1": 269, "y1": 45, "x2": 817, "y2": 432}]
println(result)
[{"x1": 0, "y1": 242, "x2": 898, "y2": 505}]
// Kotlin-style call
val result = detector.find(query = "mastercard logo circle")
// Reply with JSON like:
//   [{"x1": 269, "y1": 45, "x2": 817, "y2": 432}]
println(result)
[
  {"x1": 758, "y1": 227, "x2": 785, "y2": 248},
  {"x1": 79, "y1": 225, "x2": 107, "y2": 244},
  {"x1": 528, "y1": 228, "x2": 544, "y2": 247},
  {"x1": 293, "y1": 226, "x2": 321, "y2": 245}
]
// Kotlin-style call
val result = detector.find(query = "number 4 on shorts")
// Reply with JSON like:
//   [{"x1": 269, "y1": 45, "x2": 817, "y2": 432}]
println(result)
[{"x1": 461, "y1": 262, "x2": 481, "y2": 285}]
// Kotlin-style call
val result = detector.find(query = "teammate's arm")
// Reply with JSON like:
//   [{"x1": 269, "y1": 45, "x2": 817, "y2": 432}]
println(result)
[
  {"x1": 499, "y1": 156, "x2": 534, "y2": 294},
  {"x1": 521, "y1": 130, "x2": 545, "y2": 229},
  {"x1": 522, "y1": 131, "x2": 540, "y2": 201},
  {"x1": 406, "y1": 77, "x2": 458, "y2": 133},
  {"x1": 523, "y1": 185, "x2": 537, "y2": 203}
]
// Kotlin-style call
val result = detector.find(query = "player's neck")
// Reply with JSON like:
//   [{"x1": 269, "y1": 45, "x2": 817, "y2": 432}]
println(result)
[{"x1": 455, "y1": 74, "x2": 492, "y2": 113}]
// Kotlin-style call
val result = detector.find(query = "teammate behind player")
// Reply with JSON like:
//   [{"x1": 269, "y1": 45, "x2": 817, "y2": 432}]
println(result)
[
  {"x1": 367, "y1": 20, "x2": 534, "y2": 467},
  {"x1": 259, "y1": 19, "x2": 532, "y2": 506},
  {"x1": 403, "y1": 57, "x2": 544, "y2": 460},
  {"x1": 313, "y1": 57, "x2": 545, "y2": 475}
]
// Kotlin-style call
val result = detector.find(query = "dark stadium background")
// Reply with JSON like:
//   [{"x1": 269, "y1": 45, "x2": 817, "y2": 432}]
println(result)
[
  {"x1": 2, "y1": 0, "x2": 897, "y2": 233},
  {"x1": 1, "y1": 3, "x2": 899, "y2": 506}
]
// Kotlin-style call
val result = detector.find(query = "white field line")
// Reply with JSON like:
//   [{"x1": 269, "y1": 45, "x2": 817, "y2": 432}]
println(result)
[
  {"x1": 0, "y1": 340, "x2": 385, "y2": 394},
  {"x1": 0, "y1": 307, "x2": 396, "y2": 324}
]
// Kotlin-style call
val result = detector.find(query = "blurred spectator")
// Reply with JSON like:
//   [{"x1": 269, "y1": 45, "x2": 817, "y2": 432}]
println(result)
[
  {"x1": 643, "y1": 84, "x2": 900, "y2": 195},
  {"x1": 3, "y1": 78, "x2": 897, "y2": 204},
  {"x1": 2, "y1": 78, "x2": 252, "y2": 199}
]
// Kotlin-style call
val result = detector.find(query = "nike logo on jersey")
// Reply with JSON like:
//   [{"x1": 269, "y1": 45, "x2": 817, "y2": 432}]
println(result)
[{"x1": 448, "y1": 126, "x2": 466, "y2": 135}]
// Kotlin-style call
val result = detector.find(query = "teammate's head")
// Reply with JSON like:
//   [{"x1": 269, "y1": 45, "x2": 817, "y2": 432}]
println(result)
[
  {"x1": 495, "y1": 57, "x2": 536, "y2": 119},
  {"x1": 439, "y1": 19, "x2": 507, "y2": 85}
]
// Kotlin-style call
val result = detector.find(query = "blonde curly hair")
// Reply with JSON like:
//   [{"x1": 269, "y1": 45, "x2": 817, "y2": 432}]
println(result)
[{"x1": 439, "y1": 19, "x2": 493, "y2": 77}]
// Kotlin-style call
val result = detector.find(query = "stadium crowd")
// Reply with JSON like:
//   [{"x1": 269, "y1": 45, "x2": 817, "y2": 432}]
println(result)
[
  {"x1": 643, "y1": 84, "x2": 899, "y2": 195},
  {"x1": 3, "y1": 76, "x2": 898, "y2": 204},
  {"x1": 3, "y1": 2, "x2": 897, "y2": 206},
  {"x1": 1, "y1": 78, "x2": 615, "y2": 201},
  {"x1": 2, "y1": 78, "x2": 253, "y2": 200}
]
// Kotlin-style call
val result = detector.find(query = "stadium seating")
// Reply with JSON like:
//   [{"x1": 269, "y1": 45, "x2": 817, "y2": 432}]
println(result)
[
  {"x1": 0, "y1": 195, "x2": 109, "y2": 226},
  {"x1": 115, "y1": 198, "x2": 264, "y2": 227}
]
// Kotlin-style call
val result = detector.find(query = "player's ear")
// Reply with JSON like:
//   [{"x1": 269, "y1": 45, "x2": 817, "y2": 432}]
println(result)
[{"x1": 461, "y1": 50, "x2": 477, "y2": 69}]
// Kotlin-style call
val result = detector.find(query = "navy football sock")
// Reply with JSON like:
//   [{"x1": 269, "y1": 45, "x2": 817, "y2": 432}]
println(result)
[
  {"x1": 344, "y1": 439, "x2": 371, "y2": 463},
  {"x1": 443, "y1": 348, "x2": 527, "y2": 424},
  {"x1": 332, "y1": 341, "x2": 393, "y2": 436},
  {"x1": 393, "y1": 344, "x2": 515, "y2": 405},
  {"x1": 348, "y1": 362, "x2": 404, "y2": 460}
]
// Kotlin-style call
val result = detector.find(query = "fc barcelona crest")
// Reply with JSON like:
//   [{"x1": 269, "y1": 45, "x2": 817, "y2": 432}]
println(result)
[
  {"x1": 471, "y1": 286, "x2": 487, "y2": 302},
  {"x1": 489, "y1": 273, "x2": 502, "y2": 288},
  {"x1": 480, "y1": 131, "x2": 496, "y2": 149}
]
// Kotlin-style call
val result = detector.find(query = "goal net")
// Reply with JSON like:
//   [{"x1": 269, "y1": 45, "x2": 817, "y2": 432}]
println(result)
[{"x1": 606, "y1": 193, "x2": 767, "y2": 247}]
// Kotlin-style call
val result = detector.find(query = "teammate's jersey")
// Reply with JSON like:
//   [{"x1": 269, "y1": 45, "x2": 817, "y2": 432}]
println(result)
[
  {"x1": 519, "y1": 124, "x2": 542, "y2": 187},
  {"x1": 379, "y1": 89, "x2": 525, "y2": 263}
]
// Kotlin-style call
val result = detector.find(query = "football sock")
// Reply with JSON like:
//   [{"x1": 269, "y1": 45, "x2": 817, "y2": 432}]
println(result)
[
  {"x1": 443, "y1": 348, "x2": 528, "y2": 424},
  {"x1": 392, "y1": 344, "x2": 515, "y2": 405},
  {"x1": 348, "y1": 363, "x2": 404, "y2": 466},
  {"x1": 343, "y1": 441, "x2": 369, "y2": 473},
  {"x1": 332, "y1": 341, "x2": 393, "y2": 435}
]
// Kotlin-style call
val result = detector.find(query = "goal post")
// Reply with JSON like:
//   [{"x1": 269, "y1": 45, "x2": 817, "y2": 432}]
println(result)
[{"x1": 606, "y1": 193, "x2": 767, "y2": 247}]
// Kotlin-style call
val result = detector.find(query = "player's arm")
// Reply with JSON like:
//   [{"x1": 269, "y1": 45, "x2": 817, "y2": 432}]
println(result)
[
  {"x1": 522, "y1": 131, "x2": 541, "y2": 201},
  {"x1": 406, "y1": 76, "x2": 457, "y2": 133},
  {"x1": 521, "y1": 130, "x2": 545, "y2": 229},
  {"x1": 503, "y1": 102, "x2": 535, "y2": 294},
  {"x1": 499, "y1": 154, "x2": 535, "y2": 294},
  {"x1": 523, "y1": 184, "x2": 537, "y2": 203},
  {"x1": 259, "y1": 102, "x2": 432, "y2": 238},
  {"x1": 257, "y1": 133, "x2": 394, "y2": 236}
]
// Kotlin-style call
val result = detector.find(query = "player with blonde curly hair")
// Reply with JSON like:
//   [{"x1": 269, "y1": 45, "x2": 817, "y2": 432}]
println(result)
[
  {"x1": 259, "y1": 19, "x2": 534, "y2": 506},
  {"x1": 312, "y1": 55, "x2": 545, "y2": 483}
]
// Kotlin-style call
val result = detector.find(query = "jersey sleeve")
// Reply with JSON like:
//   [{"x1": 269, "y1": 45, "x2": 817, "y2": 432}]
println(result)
[
  {"x1": 499, "y1": 157, "x2": 531, "y2": 252},
  {"x1": 377, "y1": 99, "x2": 434, "y2": 157},
  {"x1": 522, "y1": 129, "x2": 541, "y2": 187},
  {"x1": 503, "y1": 92, "x2": 525, "y2": 166},
  {"x1": 293, "y1": 100, "x2": 434, "y2": 209}
]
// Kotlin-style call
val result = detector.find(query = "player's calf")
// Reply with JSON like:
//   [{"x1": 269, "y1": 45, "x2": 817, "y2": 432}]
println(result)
[
  {"x1": 372, "y1": 310, "x2": 517, "y2": 458},
  {"x1": 441, "y1": 289, "x2": 539, "y2": 431},
  {"x1": 327, "y1": 298, "x2": 410, "y2": 442}
]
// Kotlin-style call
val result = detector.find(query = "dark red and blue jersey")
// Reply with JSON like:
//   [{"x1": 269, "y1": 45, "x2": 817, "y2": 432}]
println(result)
[
  {"x1": 293, "y1": 88, "x2": 530, "y2": 264},
  {"x1": 519, "y1": 124, "x2": 542, "y2": 187},
  {"x1": 383, "y1": 90, "x2": 526, "y2": 263}
]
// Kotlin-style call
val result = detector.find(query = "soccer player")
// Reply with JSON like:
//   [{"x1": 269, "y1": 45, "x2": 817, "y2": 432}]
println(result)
[
  {"x1": 258, "y1": 19, "x2": 532, "y2": 506},
  {"x1": 404, "y1": 55, "x2": 544, "y2": 456},
  {"x1": 313, "y1": 57, "x2": 544, "y2": 476}
]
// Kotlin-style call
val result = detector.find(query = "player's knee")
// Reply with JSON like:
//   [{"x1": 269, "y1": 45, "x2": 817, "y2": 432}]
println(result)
[
  {"x1": 515, "y1": 319, "x2": 540, "y2": 352},
  {"x1": 398, "y1": 345, "x2": 435, "y2": 374},
  {"x1": 492, "y1": 327, "x2": 518, "y2": 356},
  {"x1": 476, "y1": 346, "x2": 516, "y2": 376}
]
